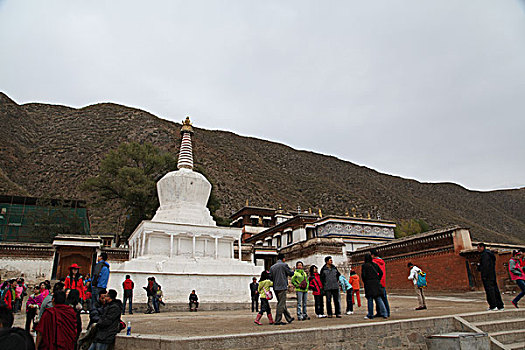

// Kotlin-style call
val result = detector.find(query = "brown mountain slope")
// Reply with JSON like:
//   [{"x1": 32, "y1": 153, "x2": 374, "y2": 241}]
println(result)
[{"x1": 1, "y1": 92, "x2": 523, "y2": 243}]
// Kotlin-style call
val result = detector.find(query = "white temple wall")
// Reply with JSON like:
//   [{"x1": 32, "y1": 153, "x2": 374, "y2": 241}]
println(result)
[{"x1": 0, "y1": 257, "x2": 52, "y2": 282}]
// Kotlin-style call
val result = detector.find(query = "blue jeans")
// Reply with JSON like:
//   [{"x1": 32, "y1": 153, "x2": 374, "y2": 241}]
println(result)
[
  {"x1": 513, "y1": 279, "x2": 525, "y2": 305},
  {"x1": 91, "y1": 286, "x2": 101, "y2": 309},
  {"x1": 296, "y1": 291, "x2": 308, "y2": 319},
  {"x1": 376, "y1": 288, "x2": 390, "y2": 317},
  {"x1": 367, "y1": 296, "x2": 387, "y2": 318},
  {"x1": 88, "y1": 343, "x2": 109, "y2": 350}
]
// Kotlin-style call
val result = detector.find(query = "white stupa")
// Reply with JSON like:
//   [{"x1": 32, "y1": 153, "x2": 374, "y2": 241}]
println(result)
[{"x1": 109, "y1": 117, "x2": 263, "y2": 303}]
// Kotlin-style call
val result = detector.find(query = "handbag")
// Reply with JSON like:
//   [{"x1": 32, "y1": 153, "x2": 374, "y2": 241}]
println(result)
[
  {"x1": 263, "y1": 286, "x2": 273, "y2": 300},
  {"x1": 299, "y1": 279, "x2": 308, "y2": 290}
]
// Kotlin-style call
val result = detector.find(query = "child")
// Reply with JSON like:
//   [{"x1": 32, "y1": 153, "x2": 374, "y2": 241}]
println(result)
[
  {"x1": 308, "y1": 265, "x2": 326, "y2": 318},
  {"x1": 291, "y1": 261, "x2": 310, "y2": 321},
  {"x1": 189, "y1": 290, "x2": 199, "y2": 311},
  {"x1": 254, "y1": 271, "x2": 274, "y2": 325},
  {"x1": 157, "y1": 285, "x2": 166, "y2": 306},
  {"x1": 339, "y1": 274, "x2": 353, "y2": 315},
  {"x1": 349, "y1": 271, "x2": 361, "y2": 307}
]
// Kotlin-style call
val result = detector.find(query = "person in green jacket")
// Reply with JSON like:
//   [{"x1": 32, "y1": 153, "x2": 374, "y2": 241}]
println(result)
[
  {"x1": 254, "y1": 271, "x2": 274, "y2": 325},
  {"x1": 292, "y1": 261, "x2": 310, "y2": 321}
]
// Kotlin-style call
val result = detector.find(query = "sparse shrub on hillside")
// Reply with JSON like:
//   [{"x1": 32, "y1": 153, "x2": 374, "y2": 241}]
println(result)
[{"x1": 394, "y1": 219, "x2": 430, "y2": 238}]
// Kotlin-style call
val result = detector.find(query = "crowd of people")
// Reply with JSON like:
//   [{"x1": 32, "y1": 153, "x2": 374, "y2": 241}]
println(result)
[
  {"x1": 251, "y1": 251, "x2": 393, "y2": 326},
  {"x1": 250, "y1": 245, "x2": 525, "y2": 326},
  {"x1": 0, "y1": 243, "x2": 523, "y2": 347}
]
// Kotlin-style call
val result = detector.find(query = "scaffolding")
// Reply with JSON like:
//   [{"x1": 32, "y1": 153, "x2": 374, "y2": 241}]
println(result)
[{"x1": 0, "y1": 195, "x2": 90, "y2": 243}]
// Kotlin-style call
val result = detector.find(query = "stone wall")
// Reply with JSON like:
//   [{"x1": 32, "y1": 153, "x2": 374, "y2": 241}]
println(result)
[{"x1": 115, "y1": 314, "x2": 471, "y2": 350}]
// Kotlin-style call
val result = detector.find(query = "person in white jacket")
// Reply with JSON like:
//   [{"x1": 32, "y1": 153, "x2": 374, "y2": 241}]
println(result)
[{"x1": 407, "y1": 263, "x2": 427, "y2": 310}]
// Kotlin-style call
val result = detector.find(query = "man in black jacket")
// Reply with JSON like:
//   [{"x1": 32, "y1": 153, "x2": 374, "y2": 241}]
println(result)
[
  {"x1": 91, "y1": 289, "x2": 123, "y2": 349},
  {"x1": 249, "y1": 277, "x2": 259, "y2": 312},
  {"x1": 477, "y1": 243, "x2": 504, "y2": 311},
  {"x1": 320, "y1": 256, "x2": 341, "y2": 318}
]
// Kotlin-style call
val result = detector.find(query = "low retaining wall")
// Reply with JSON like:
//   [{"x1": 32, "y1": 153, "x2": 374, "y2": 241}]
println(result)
[{"x1": 114, "y1": 314, "x2": 474, "y2": 350}]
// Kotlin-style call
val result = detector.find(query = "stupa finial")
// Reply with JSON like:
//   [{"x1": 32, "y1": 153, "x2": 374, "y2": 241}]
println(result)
[
  {"x1": 181, "y1": 116, "x2": 194, "y2": 134},
  {"x1": 177, "y1": 116, "x2": 194, "y2": 170}
]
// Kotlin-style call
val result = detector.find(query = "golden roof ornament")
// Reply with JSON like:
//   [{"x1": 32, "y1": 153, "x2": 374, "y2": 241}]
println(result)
[
  {"x1": 367, "y1": 212, "x2": 371, "y2": 219},
  {"x1": 181, "y1": 116, "x2": 194, "y2": 134},
  {"x1": 345, "y1": 208, "x2": 350, "y2": 217},
  {"x1": 318, "y1": 208, "x2": 323, "y2": 218}
]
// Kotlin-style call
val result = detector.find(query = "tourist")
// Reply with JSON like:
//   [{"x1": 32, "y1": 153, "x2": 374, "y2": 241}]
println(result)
[
  {"x1": 249, "y1": 277, "x2": 259, "y2": 313},
  {"x1": 308, "y1": 265, "x2": 326, "y2": 318},
  {"x1": 362, "y1": 254, "x2": 387, "y2": 319},
  {"x1": 14, "y1": 278, "x2": 25, "y2": 313},
  {"x1": 35, "y1": 291, "x2": 77, "y2": 350},
  {"x1": 88, "y1": 288, "x2": 107, "y2": 328},
  {"x1": 89, "y1": 289, "x2": 123, "y2": 350},
  {"x1": 91, "y1": 252, "x2": 110, "y2": 308},
  {"x1": 144, "y1": 277, "x2": 159, "y2": 314},
  {"x1": 509, "y1": 250, "x2": 525, "y2": 308},
  {"x1": 0, "y1": 280, "x2": 15, "y2": 310},
  {"x1": 39, "y1": 282, "x2": 50, "y2": 300},
  {"x1": 269, "y1": 253, "x2": 294, "y2": 325},
  {"x1": 349, "y1": 271, "x2": 361, "y2": 308},
  {"x1": 83, "y1": 277, "x2": 92, "y2": 312},
  {"x1": 25, "y1": 285, "x2": 44, "y2": 332},
  {"x1": 338, "y1": 274, "x2": 353, "y2": 315},
  {"x1": 65, "y1": 263, "x2": 85, "y2": 302},
  {"x1": 254, "y1": 271, "x2": 274, "y2": 325},
  {"x1": 320, "y1": 256, "x2": 341, "y2": 318},
  {"x1": 66, "y1": 289, "x2": 83, "y2": 344},
  {"x1": 291, "y1": 261, "x2": 309, "y2": 321},
  {"x1": 407, "y1": 263, "x2": 427, "y2": 310},
  {"x1": 156, "y1": 285, "x2": 165, "y2": 307},
  {"x1": 39, "y1": 281, "x2": 65, "y2": 320},
  {"x1": 0, "y1": 306, "x2": 36, "y2": 350},
  {"x1": 477, "y1": 243, "x2": 504, "y2": 311},
  {"x1": 122, "y1": 275, "x2": 134, "y2": 315},
  {"x1": 189, "y1": 290, "x2": 199, "y2": 311},
  {"x1": 370, "y1": 249, "x2": 390, "y2": 317}
]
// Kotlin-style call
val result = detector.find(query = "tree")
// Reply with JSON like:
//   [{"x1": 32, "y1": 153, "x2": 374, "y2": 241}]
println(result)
[
  {"x1": 83, "y1": 142, "x2": 178, "y2": 238},
  {"x1": 394, "y1": 219, "x2": 430, "y2": 238}
]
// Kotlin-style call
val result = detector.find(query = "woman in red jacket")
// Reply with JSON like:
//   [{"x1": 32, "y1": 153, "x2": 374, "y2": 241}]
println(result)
[
  {"x1": 308, "y1": 265, "x2": 326, "y2": 318},
  {"x1": 64, "y1": 264, "x2": 84, "y2": 300}
]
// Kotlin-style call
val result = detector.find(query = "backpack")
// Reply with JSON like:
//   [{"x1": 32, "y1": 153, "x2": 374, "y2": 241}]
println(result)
[{"x1": 417, "y1": 270, "x2": 427, "y2": 288}]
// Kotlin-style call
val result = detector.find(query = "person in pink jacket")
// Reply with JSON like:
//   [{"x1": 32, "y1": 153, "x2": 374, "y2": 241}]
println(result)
[
  {"x1": 26, "y1": 284, "x2": 45, "y2": 331},
  {"x1": 509, "y1": 249, "x2": 525, "y2": 308}
]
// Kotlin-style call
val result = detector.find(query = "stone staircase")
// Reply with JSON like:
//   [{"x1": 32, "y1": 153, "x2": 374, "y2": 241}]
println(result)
[{"x1": 460, "y1": 309, "x2": 525, "y2": 350}]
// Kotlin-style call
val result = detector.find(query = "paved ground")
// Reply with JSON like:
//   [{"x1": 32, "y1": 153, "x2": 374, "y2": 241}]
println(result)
[{"x1": 13, "y1": 290, "x2": 520, "y2": 338}]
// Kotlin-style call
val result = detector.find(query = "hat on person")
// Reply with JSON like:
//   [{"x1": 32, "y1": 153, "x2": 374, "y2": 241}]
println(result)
[{"x1": 69, "y1": 263, "x2": 80, "y2": 269}]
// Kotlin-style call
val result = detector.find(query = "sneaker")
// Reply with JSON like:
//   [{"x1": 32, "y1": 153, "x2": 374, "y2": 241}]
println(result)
[
  {"x1": 316, "y1": 315, "x2": 323, "y2": 318},
  {"x1": 488, "y1": 307, "x2": 497, "y2": 311},
  {"x1": 346, "y1": 311, "x2": 354, "y2": 315},
  {"x1": 320, "y1": 314, "x2": 328, "y2": 318},
  {"x1": 336, "y1": 315, "x2": 342, "y2": 318},
  {"x1": 364, "y1": 316, "x2": 372, "y2": 320},
  {"x1": 415, "y1": 306, "x2": 425, "y2": 310},
  {"x1": 512, "y1": 301, "x2": 518, "y2": 309},
  {"x1": 497, "y1": 307, "x2": 504, "y2": 311},
  {"x1": 288, "y1": 317, "x2": 294, "y2": 324}
]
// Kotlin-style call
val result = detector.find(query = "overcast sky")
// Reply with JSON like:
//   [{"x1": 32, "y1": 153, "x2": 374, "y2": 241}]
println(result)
[{"x1": 1, "y1": 1, "x2": 524, "y2": 191}]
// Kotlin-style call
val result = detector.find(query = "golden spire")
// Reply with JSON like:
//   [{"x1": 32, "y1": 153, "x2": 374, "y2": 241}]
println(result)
[
  {"x1": 181, "y1": 116, "x2": 194, "y2": 134},
  {"x1": 367, "y1": 212, "x2": 371, "y2": 219},
  {"x1": 245, "y1": 199, "x2": 249, "y2": 207},
  {"x1": 318, "y1": 208, "x2": 323, "y2": 218},
  {"x1": 345, "y1": 208, "x2": 350, "y2": 217},
  {"x1": 308, "y1": 207, "x2": 312, "y2": 214},
  {"x1": 351, "y1": 207, "x2": 357, "y2": 217}
]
